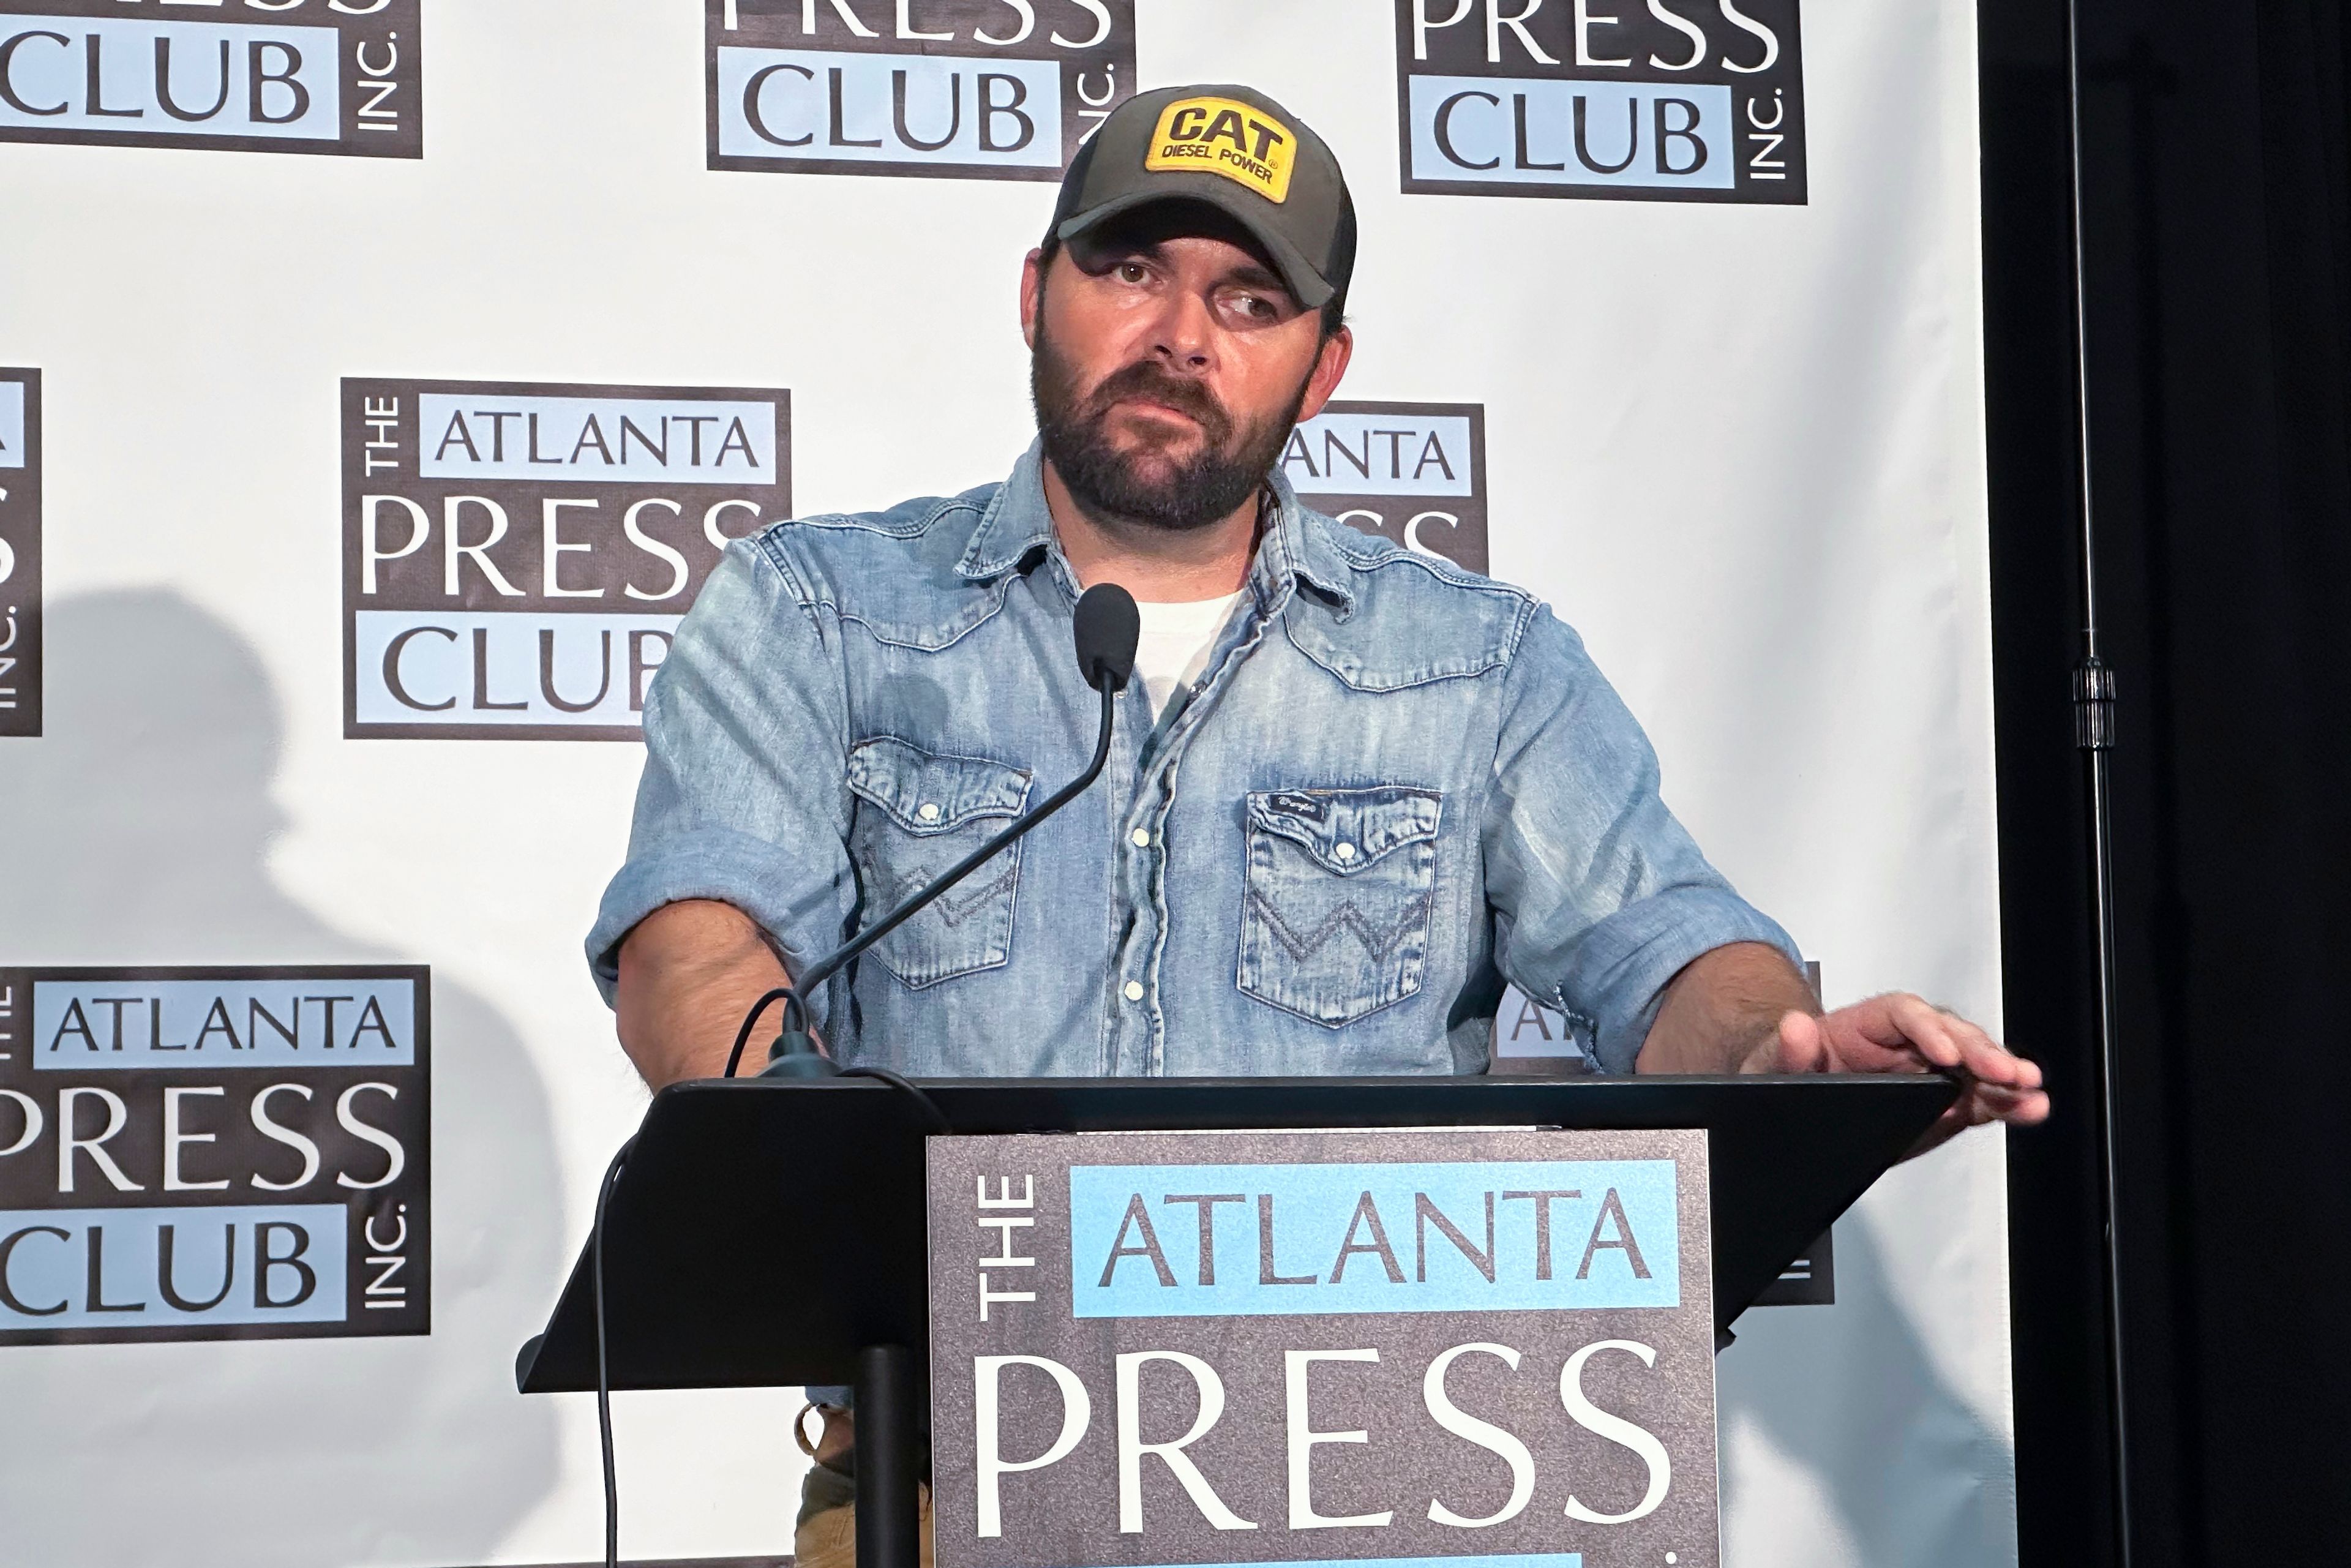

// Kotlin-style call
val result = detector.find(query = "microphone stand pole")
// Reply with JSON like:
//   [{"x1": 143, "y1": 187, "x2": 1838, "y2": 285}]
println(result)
[{"x1": 2062, "y1": 1, "x2": 2132, "y2": 1561}]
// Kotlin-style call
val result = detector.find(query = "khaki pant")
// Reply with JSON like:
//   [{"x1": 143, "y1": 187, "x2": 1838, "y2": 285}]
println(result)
[{"x1": 793, "y1": 1406, "x2": 935, "y2": 1568}]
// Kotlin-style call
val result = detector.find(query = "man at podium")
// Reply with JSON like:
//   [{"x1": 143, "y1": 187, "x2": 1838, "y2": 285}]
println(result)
[{"x1": 582, "y1": 82, "x2": 2046, "y2": 1566}]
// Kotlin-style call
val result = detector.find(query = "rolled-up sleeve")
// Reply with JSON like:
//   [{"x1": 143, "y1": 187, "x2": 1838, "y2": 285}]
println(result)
[
  {"x1": 1482, "y1": 605, "x2": 1801, "y2": 1075},
  {"x1": 585, "y1": 535, "x2": 858, "y2": 1032}
]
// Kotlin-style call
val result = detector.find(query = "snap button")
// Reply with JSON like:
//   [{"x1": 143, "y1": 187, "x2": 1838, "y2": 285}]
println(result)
[
  {"x1": 917, "y1": 803, "x2": 940, "y2": 823},
  {"x1": 1333, "y1": 842, "x2": 1357, "y2": 862},
  {"x1": 1130, "y1": 828, "x2": 1152, "y2": 849},
  {"x1": 1123, "y1": 981, "x2": 1146, "y2": 1002}
]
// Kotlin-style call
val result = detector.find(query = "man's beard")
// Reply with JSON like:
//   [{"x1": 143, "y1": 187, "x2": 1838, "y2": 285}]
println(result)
[{"x1": 1031, "y1": 324, "x2": 1309, "y2": 533}]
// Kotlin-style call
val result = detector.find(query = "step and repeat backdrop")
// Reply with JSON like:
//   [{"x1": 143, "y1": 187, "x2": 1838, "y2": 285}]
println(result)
[{"x1": 0, "y1": 2, "x2": 2012, "y2": 1566}]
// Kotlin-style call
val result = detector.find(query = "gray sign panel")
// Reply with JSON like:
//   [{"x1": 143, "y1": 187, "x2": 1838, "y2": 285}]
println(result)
[
  {"x1": 0, "y1": 965, "x2": 430, "y2": 1345},
  {"x1": 929, "y1": 1127, "x2": 1719, "y2": 1568},
  {"x1": 1283, "y1": 400, "x2": 1489, "y2": 576},
  {"x1": 707, "y1": 0, "x2": 1135, "y2": 180},
  {"x1": 1393, "y1": 0, "x2": 1805, "y2": 204},
  {"x1": 0, "y1": 0, "x2": 421, "y2": 158},
  {"x1": 340, "y1": 377, "x2": 792, "y2": 741},
  {"x1": 0, "y1": 368, "x2": 36, "y2": 737}
]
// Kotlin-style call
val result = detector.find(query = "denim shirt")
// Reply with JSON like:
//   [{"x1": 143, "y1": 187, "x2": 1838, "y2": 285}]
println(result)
[{"x1": 587, "y1": 442, "x2": 1798, "y2": 1078}]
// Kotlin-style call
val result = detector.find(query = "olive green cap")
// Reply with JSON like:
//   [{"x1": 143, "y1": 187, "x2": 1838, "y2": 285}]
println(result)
[{"x1": 1046, "y1": 84, "x2": 1357, "y2": 311}]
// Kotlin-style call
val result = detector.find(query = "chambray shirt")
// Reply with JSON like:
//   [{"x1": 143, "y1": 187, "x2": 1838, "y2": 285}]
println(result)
[{"x1": 587, "y1": 443, "x2": 1798, "y2": 1078}]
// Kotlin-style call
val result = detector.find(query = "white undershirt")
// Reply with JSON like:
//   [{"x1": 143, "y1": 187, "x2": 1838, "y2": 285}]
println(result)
[{"x1": 1132, "y1": 591, "x2": 1244, "y2": 717}]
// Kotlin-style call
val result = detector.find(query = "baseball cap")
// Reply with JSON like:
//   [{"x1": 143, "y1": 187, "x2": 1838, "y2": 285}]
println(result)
[{"x1": 1044, "y1": 84, "x2": 1357, "y2": 312}]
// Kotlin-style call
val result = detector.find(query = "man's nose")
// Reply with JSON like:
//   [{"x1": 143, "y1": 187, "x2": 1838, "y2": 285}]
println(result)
[{"x1": 1142, "y1": 288, "x2": 1217, "y2": 373}]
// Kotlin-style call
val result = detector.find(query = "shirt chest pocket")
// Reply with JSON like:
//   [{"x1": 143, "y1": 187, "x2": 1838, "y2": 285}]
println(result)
[
  {"x1": 846, "y1": 736, "x2": 1033, "y2": 990},
  {"x1": 1237, "y1": 785, "x2": 1443, "y2": 1028}
]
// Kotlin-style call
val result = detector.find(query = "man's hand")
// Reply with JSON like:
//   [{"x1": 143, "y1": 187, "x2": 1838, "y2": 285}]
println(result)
[
  {"x1": 1747, "y1": 992, "x2": 2050, "y2": 1155},
  {"x1": 1635, "y1": 943, "x2": 2050, "y2": 1157}
]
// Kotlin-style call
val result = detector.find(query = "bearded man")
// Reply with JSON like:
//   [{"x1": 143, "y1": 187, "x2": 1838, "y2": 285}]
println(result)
[{"x1": 584, "y1": 84, "x2": 2045, "y2": 1563}]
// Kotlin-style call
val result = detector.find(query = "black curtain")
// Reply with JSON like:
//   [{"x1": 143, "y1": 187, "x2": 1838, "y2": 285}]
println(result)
[{"x1": 1982, "y1": 1, "x2": 2351, "y2": 1564}]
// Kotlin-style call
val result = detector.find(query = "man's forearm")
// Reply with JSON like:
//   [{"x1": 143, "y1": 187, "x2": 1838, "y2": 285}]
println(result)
[
  {"x1": 1633, "y1": 941, "x2": 1818, "y2": 1075},
  {"x1": 615, "y1": 899, "x2": 793, "y2": 1089}
]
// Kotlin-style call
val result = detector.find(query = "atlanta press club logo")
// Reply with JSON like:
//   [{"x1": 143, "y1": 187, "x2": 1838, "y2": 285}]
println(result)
[
  {"x1": 0, "y1": 368, "x2": 37, "y2": 738},
  {"x1": 707, "y1": 0, "x2": 1135, "y2": 179},
  {"x1": 0, "y1": 967, "x2": 430, "y2": 1345},
  {"x1": 1282, "y1": 400, "x2": 1490, "y2": 576},
  {"x1": 1393, "y1": 0, "x2": 1805, "y2": 203},
  {"x1": 0, "y1": 0, "x2": 420, "y2": 159},
  {"x1": 340, "y1": 377, "x2": 792, "y2": 741}
]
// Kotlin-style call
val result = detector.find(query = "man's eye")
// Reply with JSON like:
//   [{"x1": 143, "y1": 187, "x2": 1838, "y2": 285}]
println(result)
[
  {"x1": 1117, "y1": 261, "x2": 1149, "y2": 283},
  {"x1": 1230, "y1": 294, "x2": 1275, "y2": 320}
]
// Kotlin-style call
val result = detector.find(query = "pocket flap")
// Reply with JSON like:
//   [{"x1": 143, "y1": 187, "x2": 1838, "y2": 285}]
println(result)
[
  {"x1": 1247, "y1": 786, "x2": 1442, "y2": 873},
  {"x1": 847, "y1": 736, "x2": 1033, "y2": 835}
]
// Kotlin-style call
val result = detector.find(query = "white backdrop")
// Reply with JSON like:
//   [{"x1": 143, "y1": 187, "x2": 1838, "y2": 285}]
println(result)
[{"x1": 0, "y1": 2, "x2": 2011, "y2": 1564}]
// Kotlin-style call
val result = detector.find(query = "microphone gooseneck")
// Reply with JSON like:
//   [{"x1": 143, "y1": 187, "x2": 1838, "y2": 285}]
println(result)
[{"x1": 729, "y1": 583, "x2": 1141, "y2": 1078}]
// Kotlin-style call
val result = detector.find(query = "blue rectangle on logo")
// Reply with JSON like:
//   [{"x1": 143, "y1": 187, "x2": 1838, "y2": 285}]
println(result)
[
  {"x1": 1284, "y1": 412, "x2": 1476, "y2": 498},
  {"x1": 716, "y1": 47, "x2": 1062, "y2": 167},
  {"x1": 32, "y1": 978, "x2": 416, "y2": 1068},
  {"x1": 413, "y1": 394, "x2": 780, "y2": 484},
  {"x1": 0, "y1": 1204, "x2": 347, "y2": 1327},
  {"x1": 0, "y1": 18, "x2": 340, "y2": 140},
  {"x1": 1408, "y1": 77, "x2": 1735, "y2": 190},
  {"x1": 353, "y1": 610, "x2": 686, "y2": 729},
  {"x1": 1070, "y1": 1160, "x2": 1678, "y2": 1318},
  {"x1": 0, "y1": 379, "x2": 22, "y2": 468}
]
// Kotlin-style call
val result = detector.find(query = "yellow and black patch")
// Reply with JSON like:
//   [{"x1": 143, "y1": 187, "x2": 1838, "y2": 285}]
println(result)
[{"x1": 1143, "y1": 95, "x2": 1296, "y2": 203}]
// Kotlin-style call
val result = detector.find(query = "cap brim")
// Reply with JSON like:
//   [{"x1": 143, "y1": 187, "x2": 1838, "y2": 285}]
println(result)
[{"x1": 1055, "y1": 187, "x2": 1337, "y2": 310}]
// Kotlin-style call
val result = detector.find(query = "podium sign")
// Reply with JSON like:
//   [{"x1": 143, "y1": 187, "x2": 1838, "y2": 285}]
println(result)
[{"x1": 928, "y1": 1127, "x2": 1720, "y2": 1568}]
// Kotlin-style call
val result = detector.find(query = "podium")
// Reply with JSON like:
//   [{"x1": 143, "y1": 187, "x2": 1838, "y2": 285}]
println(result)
[{"x1": 519, "y1": 1073, "x2": 1954, "y2": 1567}]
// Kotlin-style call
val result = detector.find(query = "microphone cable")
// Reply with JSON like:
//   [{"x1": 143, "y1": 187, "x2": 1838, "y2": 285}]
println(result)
[
  {"x1": 719, "y1": 997, "x2": 948, "y2": 1141},
  {"x1": 836, "y1": 1064, "x2": 951, "y2": 1133},
  {"x1": 722, "y1": 985, "x2": 805, "y2": 1078},
  {"x1": 592, "y1": 1136, "x2": 635, "y2": 1568}
]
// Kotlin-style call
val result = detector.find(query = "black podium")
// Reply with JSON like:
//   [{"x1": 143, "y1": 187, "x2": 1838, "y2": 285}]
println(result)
[{"x1": 519, "y1": 1073, "x2": 1953, "y2": 1567}]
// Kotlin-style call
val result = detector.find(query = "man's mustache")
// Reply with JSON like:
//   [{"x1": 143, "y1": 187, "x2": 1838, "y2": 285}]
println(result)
[{"x1": 1079, "y1": 361, "x2": 1232, "y2": 445}]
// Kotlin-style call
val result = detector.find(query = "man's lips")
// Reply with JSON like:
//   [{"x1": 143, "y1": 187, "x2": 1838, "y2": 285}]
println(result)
[
  {"x1": 1109, "y1": 394, "x2": 1205, "y2": 427},
  {"x1": 1104, "y1": 395, "x2": 1228, "y2": 445}
]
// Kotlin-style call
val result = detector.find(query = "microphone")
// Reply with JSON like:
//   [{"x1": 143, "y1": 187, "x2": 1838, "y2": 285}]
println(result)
[
  {"x1": 1074, "y1": 580, "x2": 1141, "y2": 694},
  {"x1": 733, "y1": 582, "x2": 1141, "y2": 1078}
]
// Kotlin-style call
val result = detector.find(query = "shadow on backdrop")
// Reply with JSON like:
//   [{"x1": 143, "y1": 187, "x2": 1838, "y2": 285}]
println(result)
[
  {"x1": 1720, "y1": 1210, "x2": 2017, "y2": 1566},
  {"x1": 0, "y1": 589, "x2": 564, "y2": 1567}
]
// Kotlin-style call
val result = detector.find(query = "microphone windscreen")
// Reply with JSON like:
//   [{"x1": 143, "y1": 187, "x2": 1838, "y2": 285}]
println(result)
[{"x1": 1072, "y1": 583, "x2": 1141, "y2": 692}]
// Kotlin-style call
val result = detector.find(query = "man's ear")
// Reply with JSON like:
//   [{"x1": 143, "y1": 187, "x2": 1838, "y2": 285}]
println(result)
[
  {"x1": 1293, "y1": 325, "x2": 1354, "y2": 425},
  {"x1": 1019, "y1": 247, "x2": 1046, "y2": 351}
]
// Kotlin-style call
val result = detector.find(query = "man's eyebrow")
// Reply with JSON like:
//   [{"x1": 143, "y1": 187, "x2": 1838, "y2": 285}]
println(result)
[
  {"x1": 1221, "y1": 261, "x2": 1296, "y2": 302},
  {"x1": 1097, "y1": 238, "x2": 1171, "y2": 268}
]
